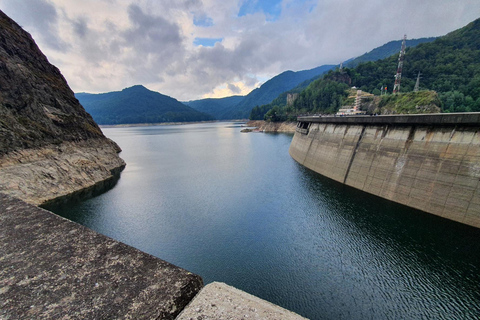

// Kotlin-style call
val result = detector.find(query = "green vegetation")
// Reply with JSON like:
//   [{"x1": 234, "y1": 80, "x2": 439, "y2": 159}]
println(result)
[
  {"x1": 250, "y1": 17, "x2": 480, "y2": 121},
  {"x1": 261, "y1": 79, "x2": 350, "y2": 121},
  {"x1": 375, "y1": 91, "x2": 441, "y2": 114},
  {"x1": 183, "y1": 96, "x2": 244, "y2": 120},
  {"x1": 187, "y1": 64, "x2": 335, "y2": 120},
  {"x1": 349, "y1": 18, "x2": 480, "y2": 112},
  {"x1": 76, "y1": 85, "x2": 214, "y2": 125}
]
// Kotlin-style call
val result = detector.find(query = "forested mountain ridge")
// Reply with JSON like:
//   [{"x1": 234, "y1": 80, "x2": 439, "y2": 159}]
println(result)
[
  {"x1": 76, "y1": 85, "x2": 214, "y2": 125},
  {"x1": 250, "y1": 36, "x2": 437, "y2": 120},
  {"x1": 349, "y1": 17, "x2": 480, "y2": 112},
  {"x1": 228, "y1": 64, "x2": 336, "y2": 119},
  {"x1": 253, "y1": 17, "x2": 480, "y2": 120},
  {"x1": 186, "y1": 64, "x2": 335, "y2": 120},
  {"x1": 344, "y1": 37, "x2": 436, "y2": 68},
  {"x1": 183, "y1": 96, "x2": 244, "y2": 120}
]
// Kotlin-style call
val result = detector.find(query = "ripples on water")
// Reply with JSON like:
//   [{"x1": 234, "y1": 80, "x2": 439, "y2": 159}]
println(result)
[{"x1": 47, "y1": 122, "x2": 480, "y2": 320}]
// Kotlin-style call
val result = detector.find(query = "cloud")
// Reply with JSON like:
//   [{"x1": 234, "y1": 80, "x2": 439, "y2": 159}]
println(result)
[
  {"x1": 227, "y1": 83, "x2": 242, "y2": 94},
  {"x1": 1, "y1": 0, "x2": 479, "y2": 100},
  {"x1": 1, "y1": 0, "x2": 69, "y2": 51},
  {"x1": 72, "y1": 17, "x2": 88, "y2": 38}
]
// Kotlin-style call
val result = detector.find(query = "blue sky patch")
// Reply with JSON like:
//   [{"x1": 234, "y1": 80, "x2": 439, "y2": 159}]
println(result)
[
  {"x1": 238, "y1": 0, "x2": 282, "y2": 21},
  {"x1": 193, "y1": 15, "x2": 214, "y2": 27},
  {"x1": 193, "y1": 37, "x2": 223, "y2": 47}
]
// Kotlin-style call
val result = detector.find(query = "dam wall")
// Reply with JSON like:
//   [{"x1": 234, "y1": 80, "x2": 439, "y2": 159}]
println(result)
[{"x1": 289, "y1": 113, "x2": 480, "y2": 228}]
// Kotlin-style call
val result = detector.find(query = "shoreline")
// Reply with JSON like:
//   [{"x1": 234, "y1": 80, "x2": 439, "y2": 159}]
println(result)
[
  {"x1": 99, "y1": 120, "x2": 248, "y2": 128},
  {"x1": 242, "y1": 120, "x2": 296, "y2": 133}
]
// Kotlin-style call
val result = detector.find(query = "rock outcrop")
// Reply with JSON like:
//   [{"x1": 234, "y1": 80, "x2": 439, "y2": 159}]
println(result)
[
  {"x1": 0, "y1": 10, "x2": 125, "y2": 205},
  {"x1": 245, "y1": 120, "x2": 296, "y2": 133}
]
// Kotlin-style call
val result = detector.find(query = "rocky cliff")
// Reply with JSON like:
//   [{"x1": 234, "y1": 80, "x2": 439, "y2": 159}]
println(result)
[{"x1": 0, "y1": 10, "x2": 125, "y2": 205}]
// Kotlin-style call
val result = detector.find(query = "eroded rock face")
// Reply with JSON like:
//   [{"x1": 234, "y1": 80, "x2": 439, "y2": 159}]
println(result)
[{"x1": 0, "y1": 10, "x2": 125, "y2": 204}]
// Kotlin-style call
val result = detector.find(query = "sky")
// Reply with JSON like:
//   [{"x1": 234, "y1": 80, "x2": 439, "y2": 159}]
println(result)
[{"x1": 1, "y1": 0, "x2": 479, "y2": 101}]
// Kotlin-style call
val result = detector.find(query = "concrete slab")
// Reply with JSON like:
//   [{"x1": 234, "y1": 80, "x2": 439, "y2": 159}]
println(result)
[
  {"x1": 0, "y1": 193, "x2": 203, "y2": 319},
  {"x1": 176, "y1": 282, "x2": 308, "y2": 320}
]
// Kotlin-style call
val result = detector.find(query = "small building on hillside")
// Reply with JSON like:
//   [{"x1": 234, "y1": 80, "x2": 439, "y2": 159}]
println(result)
[{"x1": 336, "y1": 89, "x2": 372, "y2": 115}]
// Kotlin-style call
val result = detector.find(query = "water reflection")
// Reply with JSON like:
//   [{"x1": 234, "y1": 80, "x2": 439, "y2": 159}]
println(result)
[
  {"x1": 47, "y1": 123, "x2": 480, "y2": 320},
  {"x1": 297, "y1": 164, "x2": 480, "y2": 319}
]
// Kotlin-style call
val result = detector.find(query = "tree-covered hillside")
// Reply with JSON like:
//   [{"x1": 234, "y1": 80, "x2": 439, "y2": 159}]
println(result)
[
  {"x1": 186, "y1": 64, "x2": 335, "y2": 120},
  {"x1": 229, "y1": 64, "x2": 335, "y2": 119},
  {"x1": 252, "y1": 17, "x2": 480, "y2": 120},
  {"x1": 262, "y1": 78, "x2": 350, "y2": 121},
  {"x1": 183, "y1": 96, "x2": 244, "y2": 120},
  {"x1": 76, "y1": 85, "x2": 214, "y2": 125},
  {"x1": 250, "y1": 36, "x2": 437, "y2": 120},
  {"x1": 349, "y1": 18, "x2": 480, "y2": 112}
]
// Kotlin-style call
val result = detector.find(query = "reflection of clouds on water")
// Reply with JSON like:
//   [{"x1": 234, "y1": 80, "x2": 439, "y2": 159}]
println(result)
[{"x1": 48, "y1": 123, "x2": 480, "y2": 320}]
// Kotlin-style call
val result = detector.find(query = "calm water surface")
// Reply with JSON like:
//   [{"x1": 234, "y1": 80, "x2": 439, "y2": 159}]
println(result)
[{"x1": 49, "y1": 122, "x2": 480, "y2": 319}]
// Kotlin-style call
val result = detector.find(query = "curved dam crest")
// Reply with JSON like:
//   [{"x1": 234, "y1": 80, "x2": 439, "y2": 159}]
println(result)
[{"x1": 289, "y1": 113, "x2": 480, "y2": 228}]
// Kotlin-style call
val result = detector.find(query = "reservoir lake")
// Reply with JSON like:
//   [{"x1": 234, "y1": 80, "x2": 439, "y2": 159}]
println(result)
[{"x1": 48, "y1": 122, "x2": 480, "y2": 319}]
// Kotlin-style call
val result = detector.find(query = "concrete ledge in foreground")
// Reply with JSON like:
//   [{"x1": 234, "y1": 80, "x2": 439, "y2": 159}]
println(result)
[
  {"x1": 0, "y1": 193, "x2": 203, "y2": 319},
  {"x1": 176, "y1": 282, "x2": 308, "y2": 320}
]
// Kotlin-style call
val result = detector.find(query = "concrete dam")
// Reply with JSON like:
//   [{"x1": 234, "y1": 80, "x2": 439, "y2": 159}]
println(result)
[{"x1": 289, "y1": 113, "x2": 480, "y2": 228}]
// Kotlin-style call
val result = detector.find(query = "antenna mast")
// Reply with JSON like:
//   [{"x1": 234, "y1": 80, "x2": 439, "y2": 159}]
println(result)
[{"x1": 393, "y1": 34, "x2": 407, "y2": 94}]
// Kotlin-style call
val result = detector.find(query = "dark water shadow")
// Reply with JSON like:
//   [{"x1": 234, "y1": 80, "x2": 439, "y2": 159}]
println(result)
[{"x1": 41, "y1": 171, "x2": 122, "y2": 212}]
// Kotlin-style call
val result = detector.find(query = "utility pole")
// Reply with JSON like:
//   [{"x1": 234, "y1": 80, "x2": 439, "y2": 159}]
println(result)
[
  {"x1": 393, "y1": 35, "x2": 407, "y2": 94},
  {"x1": 414, "y1": 71, "x2": 421, "y2": 92}
]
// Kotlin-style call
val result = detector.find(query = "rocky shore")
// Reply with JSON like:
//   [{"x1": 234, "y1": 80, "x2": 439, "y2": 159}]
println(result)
[
  {"x1": 0, "y1": 139, "x2": 125, "y2": 206},
  {"x1": 243, "y1": 120, "x2": 296, "y2": 133}
]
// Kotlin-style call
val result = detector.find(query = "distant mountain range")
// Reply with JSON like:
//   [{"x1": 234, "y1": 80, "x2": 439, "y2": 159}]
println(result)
[
  {"x1": 185, "y1": 37, "x2": 436, "y2": 120},
  {"x1": 76, "y1": 36, "x2": 438, "y2": 124},
  {"x1": 182, "y1": 96, "x2": 245, "y2": 120},
  {"x1": 184, "y1": 64, "x2": 336, "y2": 119},
  {"x1": 76, "y1": 85, "x2": 214, "y2": 125}
]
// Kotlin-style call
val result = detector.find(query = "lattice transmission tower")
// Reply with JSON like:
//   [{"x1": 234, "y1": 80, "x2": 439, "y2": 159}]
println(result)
[
  {"x1": 393, "y1": 34, "x2": 407, "y2": 94},
  {"x1": 414, "y1": 71, "x2": 421, "y2": 92}
]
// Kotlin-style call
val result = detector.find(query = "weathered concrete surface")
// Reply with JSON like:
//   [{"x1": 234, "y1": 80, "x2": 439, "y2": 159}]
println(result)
[
  {"x1": 290, "y1": 113, "x2": 480, "y2": 228},
  {"x1": 297, "y1": 112, "x2": 480, "y2": 126},
  {"x1": 176, "y1": 282, "x2": 308, "y2": 320},
  {"x1": 0, "y1": 193, "x2": 203, "y2": 319}
]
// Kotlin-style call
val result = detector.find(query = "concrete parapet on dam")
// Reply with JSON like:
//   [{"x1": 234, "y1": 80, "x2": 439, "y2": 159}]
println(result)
[
  {"x1": 0, "y1": 193, "x2": 203, "y2": 319},
  {"x1": 289, "y1": 113, "x2": 480, "y2": 228}
]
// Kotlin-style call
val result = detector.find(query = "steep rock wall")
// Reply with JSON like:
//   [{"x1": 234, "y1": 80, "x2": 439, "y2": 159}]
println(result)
[
  {"x1": 0, "y1": 10, "x2": 125, "y2": 204},
  {"x1": 289, "y1": 116, "x2": 480, "y2": 228}
]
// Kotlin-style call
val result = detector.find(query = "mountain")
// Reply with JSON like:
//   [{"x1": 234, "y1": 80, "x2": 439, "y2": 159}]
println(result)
[
  {"x1": 0, "y1": 10, "x2": 125, "y2": 205},
  {"x1": 186, "y1": 64, "x2": 335, "y2": 120},
  {"x1": 348, "y1": 18, "x2": 480, "y2": 112},
  {"x1": 344, "y1": 37, "x2": 436, "y2": 68},
  {"x1": 259, "y1": 17, "x2": 480, "y2": 120},
  {"x1": 229, "y1": 65, "x2": 336, "y2": 119},
  {"x1": 249, "y1": 36, "x2": 438, "y2": 120},
  {"x1": 183, "y1": 95, "x2": 244, "y2": 120},
  {"x1": 76, "y1": 85, "x2": 214, "y2": 125}
]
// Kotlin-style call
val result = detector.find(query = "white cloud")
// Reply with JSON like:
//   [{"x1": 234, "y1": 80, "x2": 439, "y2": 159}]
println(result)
[{"x1": 0, "y1": 0, "x2": 479, "y2": 100}]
